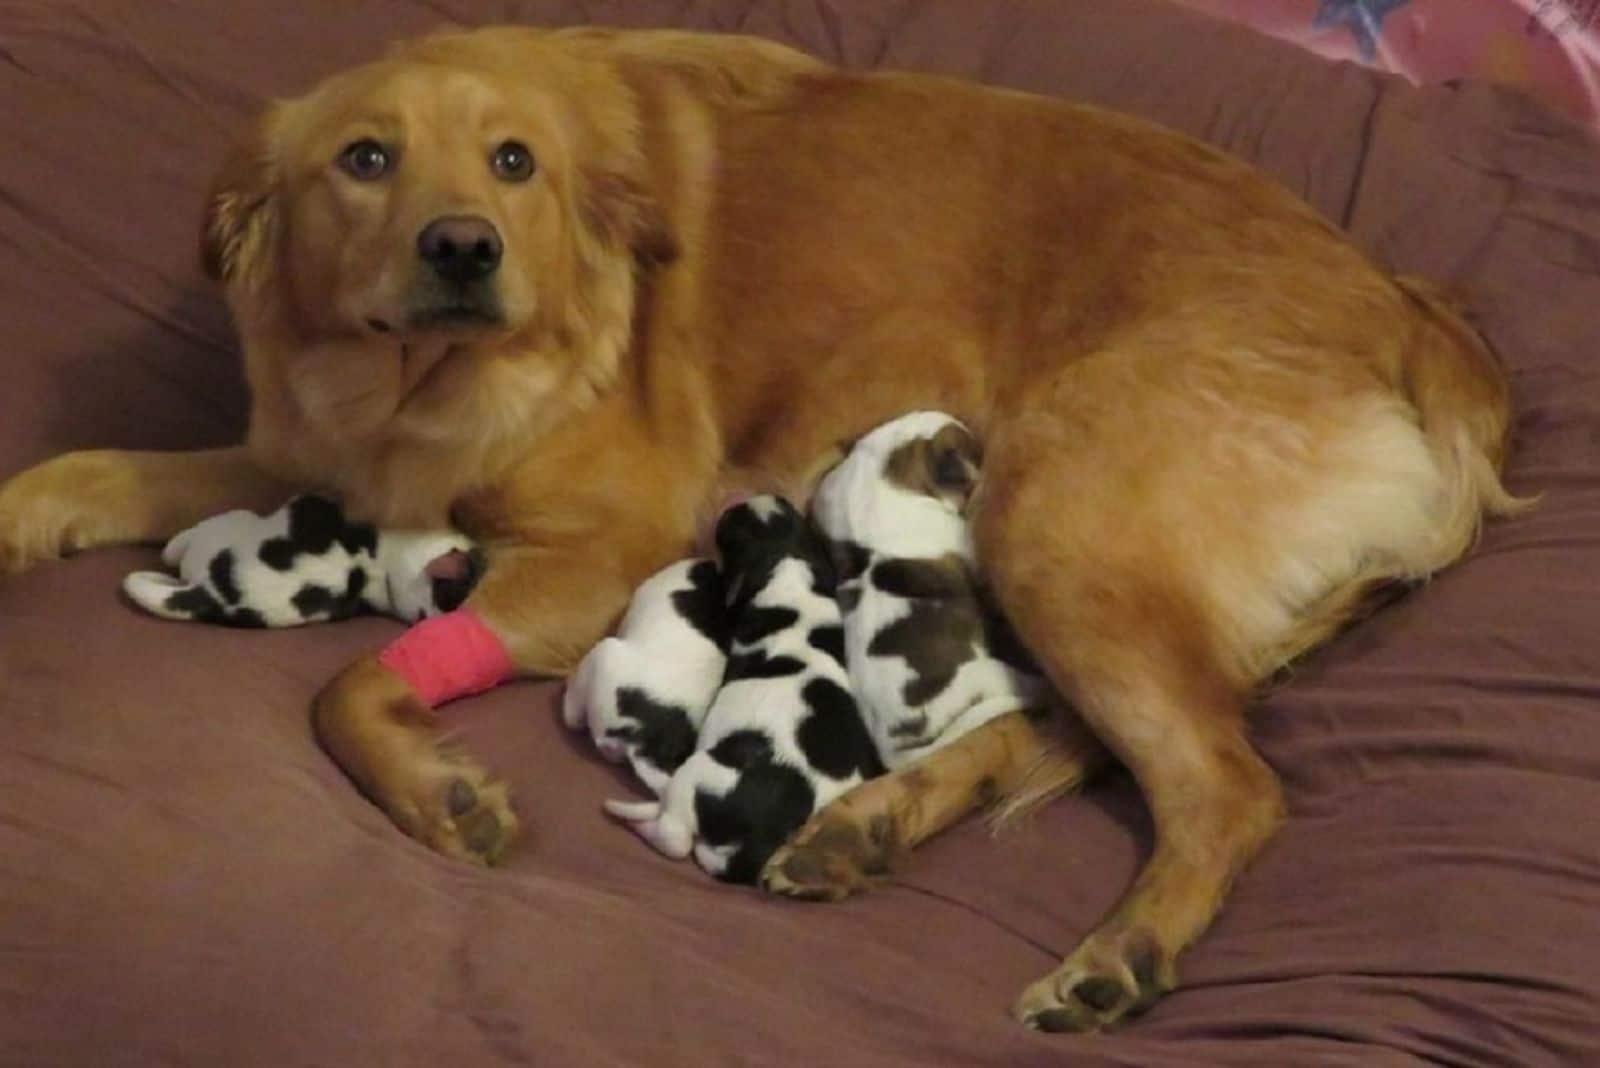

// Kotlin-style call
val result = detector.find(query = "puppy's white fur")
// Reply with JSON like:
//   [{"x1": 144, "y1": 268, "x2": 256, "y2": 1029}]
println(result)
[
  {"x1": 813, "y1": 412, "x2": 1049, "y2": 768},
  {"x1": 607, "y1": 498, "x2": 877, "y2": 881},
  {"x1": 123, "y1": 502, "x2": 470, "y2": 626},
  {"x1": 562, "y1": 558, "x2": 726, "y2": 794}
]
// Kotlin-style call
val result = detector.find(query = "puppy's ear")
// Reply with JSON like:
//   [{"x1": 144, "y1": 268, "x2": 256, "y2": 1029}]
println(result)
[
  {"x1": 926, "y1": 424, "x2": 983, "y2": 509},
  {"x1": 581, "y1": 166, "x2": 679, "y2": 270},
  {"x1": 201, "y1": 111, "x2": 280, "y2": 285}
]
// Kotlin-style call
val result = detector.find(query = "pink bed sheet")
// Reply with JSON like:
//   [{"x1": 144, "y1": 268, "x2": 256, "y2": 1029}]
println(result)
[{"x1": 1176, "y1": 0, "x2": 1600, "y2": 132}]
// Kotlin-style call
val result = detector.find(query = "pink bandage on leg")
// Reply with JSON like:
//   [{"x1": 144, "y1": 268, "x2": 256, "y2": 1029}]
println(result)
[{"x1": 378, "y1": 608, "x2": 514, "y2": 707}]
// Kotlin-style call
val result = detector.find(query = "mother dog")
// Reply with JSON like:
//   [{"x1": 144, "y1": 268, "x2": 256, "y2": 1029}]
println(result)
[{"x1": 0, "y1": 27, "x2": 1521, "y2": 1032}]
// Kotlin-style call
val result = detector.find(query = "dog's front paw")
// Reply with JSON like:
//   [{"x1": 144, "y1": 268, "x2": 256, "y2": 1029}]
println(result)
[
  {"x1": 314, "y1": 657, "x2": 521, "y2": 866},
  {"x1": 0, "y1": 451, "x2": 142, "y2": 575},
  {"x1": 1012, "y1": 925, "x2": 1176, "y2": 1033},
  {"x1": 418, "y1": 759, "x2": 519, "y2": 865},
  {"x1": 760, "y1": 805, "x2": 899, "y2": 902}
]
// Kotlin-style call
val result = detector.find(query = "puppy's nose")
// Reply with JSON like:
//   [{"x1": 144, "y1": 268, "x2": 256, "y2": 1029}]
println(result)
[{"x1": 417, "y1": 215, "x2": 502, "y2": 284}]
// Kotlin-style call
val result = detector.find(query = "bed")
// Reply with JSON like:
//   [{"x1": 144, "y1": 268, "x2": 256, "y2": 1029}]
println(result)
[{"x1": 3, "y1": 1, "x2": 1598, "y2": 1064}]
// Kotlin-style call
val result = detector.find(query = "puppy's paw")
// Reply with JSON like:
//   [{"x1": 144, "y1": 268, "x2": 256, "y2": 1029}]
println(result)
[
  {"x1": 1012, "y1": 926, "x2": 1175, "y2": 1034},
  {"x1": 760, "y1": 807, "x2": 898, "y2": 902}
]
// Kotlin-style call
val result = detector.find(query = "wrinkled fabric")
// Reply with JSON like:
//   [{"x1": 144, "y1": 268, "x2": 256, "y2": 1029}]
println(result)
[{"x1": 2, "y1": 1, "x2": 1598, "y2": 1065}]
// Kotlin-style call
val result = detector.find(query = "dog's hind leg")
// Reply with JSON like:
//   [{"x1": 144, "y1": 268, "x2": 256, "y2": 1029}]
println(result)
[
  {"x1": 965, "y1": 332, "x2": 1502, "y2": 1031},
  {"x1": 977, "y1": 456, "x2": 1285, "y2": 1032},
  {"x1": 761, "y1": 710, "x2": 1102, "y2": 900}
]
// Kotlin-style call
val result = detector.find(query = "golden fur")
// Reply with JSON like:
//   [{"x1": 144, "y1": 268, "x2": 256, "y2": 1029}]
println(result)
[{"x1": 0, "y1": 27, "x2": 1525, "y2": 1031}]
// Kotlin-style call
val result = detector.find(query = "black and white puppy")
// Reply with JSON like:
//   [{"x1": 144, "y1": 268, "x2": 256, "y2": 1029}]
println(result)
[
  {"x1": 122, "y1": 495, "x2": 481, "y2": 627},
  {"x1": 811, "y1": 412, "x2": 1049, "y2": 769},
  {"x1": 606, "y1": 496, "x2": 883, "y2": 883},
  {"x1": 562, "y1": 558, "x2": 728, "y2": 794}
]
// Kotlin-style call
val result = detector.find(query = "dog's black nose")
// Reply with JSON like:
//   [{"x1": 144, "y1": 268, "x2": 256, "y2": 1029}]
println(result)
[{"x1": 417, "y1": 216, "x2": 502, "y2": 284}]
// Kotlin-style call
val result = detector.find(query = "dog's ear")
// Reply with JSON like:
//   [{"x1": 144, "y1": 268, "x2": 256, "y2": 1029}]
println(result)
[
  {"x1": 201, "y1": 111, "x2": 280, "y2": 286},
  {"x1": 580, "y1": 166, "x2": 679, "y2": 270},
  {"x1": 926, "y1": 423, "x2": 983, "y2": 508}
]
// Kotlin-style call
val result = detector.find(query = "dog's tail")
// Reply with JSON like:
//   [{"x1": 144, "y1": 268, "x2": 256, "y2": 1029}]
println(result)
[
  {"x1": 1393, "y1": 277, "x2": 1535, "y2": 566},
  {"x1": 604, "y1": 798, "x2": 695, "y2": 859}
]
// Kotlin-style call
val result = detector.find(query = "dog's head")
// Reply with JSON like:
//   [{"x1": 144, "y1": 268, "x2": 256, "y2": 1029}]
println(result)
[
  {"x1": 205, "y1": 28, "x2": 676, "y2": 437},
  {"x1": 811, "y1": 411, "x2": 981, "y2": 562}
]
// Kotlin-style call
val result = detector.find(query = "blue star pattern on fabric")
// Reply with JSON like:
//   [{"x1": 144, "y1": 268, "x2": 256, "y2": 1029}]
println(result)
[{"x1": 1313, "y1": 0, "x2": 1412, "y2": 61}]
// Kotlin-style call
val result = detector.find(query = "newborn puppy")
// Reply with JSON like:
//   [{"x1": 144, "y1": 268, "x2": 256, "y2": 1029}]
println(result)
[
  {"x1": 123, "y1": 494, "x2": 480, "y2": 627},
  {"x1": 811, "y1": 411, "x2": 1050, "y2": 768},
  {"x1": 562, "y1": 558, "x2": 727, "y2": 794},
  {"x1": 606, "y1": 496, "x2": 883, "y2": 883}
]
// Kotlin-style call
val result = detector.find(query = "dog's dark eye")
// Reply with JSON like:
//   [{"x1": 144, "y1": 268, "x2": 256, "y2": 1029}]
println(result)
[
  {"x1": 338, "y1": 139, "x2": 391, "y2": 181},
  {"x1": 491, "y1": 140, "x2": 535, "y2": 182}
]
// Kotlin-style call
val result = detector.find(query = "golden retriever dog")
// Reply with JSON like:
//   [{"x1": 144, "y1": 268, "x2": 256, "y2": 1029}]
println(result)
[{"x1": 0, "y1": 27, "x2": 1523, "y2": 1031}]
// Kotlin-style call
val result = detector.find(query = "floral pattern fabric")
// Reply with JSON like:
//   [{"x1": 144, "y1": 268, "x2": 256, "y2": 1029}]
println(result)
[{"x1": 1175, "y1": 0, "x2": 1600, "y2": 132}]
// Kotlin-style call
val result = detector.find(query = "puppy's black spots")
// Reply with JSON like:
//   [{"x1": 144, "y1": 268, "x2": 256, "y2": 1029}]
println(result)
[
  {"x1": 209, "y1": 550, "x2": 242, "y2": 606},
  {"x1": 715, "y1": 497, "x2": 837, "y2": 610},
  {"x1": 808, "y1": 624, "x2": 845, "y2": 664},
  {"x1": 615, "y1": 689, "x2": 698, "y2": 775},
  {"x1": 292, "y1": 583, "x2": 335, "y2": 619},
  {"x1": 338, "y1": 520, "x2": 378, "y2": 557},
  {"x1": 166, "y1": 585, "x2": 225, "y2": 623},
  {"x1": 708, "y1": 729, "x2": 774, "y2": 771},
  {"x1": 260, "y1": 495, "x2": 340, "y2": 569},
  {"x1": 227, "y1": 608, "x2": 266, "y2": 629},
  {"x1": 870, "y1": 555, "x2": 975, "y2": 600},
  {"x1": 259, "y1": 494, "x2": 376, "y2": 570},
  {"x1": 732, "y1": 606, "x2": 800, "y2": 647},
  {"x1": 672, "y1": 560, "x2": 727, "y2": 648},
  {"x1": 287, "y1": 494, "x2": 350, "y2": 552},
  {"x1": 801, "y1": 537, "x2": 838, "y2": 598},
  {"x1": 828, "y1": 539, "x2": 872, "y2": 584},
  {"x1": 867, "y1": 572, "x2": 986, "y2": 708},
  {"x1": 695, "y1": 762, "x2": 816, "y2": 884},
  {"x1": 1072, "y1": 977, "x2": 1126, "y2": 1014},
  {"x1": 257, "y1": 538, "x2": 298, "y2": 572},
  {"x1": 715, "y1": 499, "x2": 800, "y2": 613},
  {"x1": 344, "y1": 567, "x2": 369, "y2": 603},
  {"x1": 724, "y1": 650, "x2": 807, "y2": 682},
  {"x1": 797, "y1": 677, "x2": 883, "y2": 780},
  {"x1": 837, "y1": 583, "x2": 862, "y2": 614}
]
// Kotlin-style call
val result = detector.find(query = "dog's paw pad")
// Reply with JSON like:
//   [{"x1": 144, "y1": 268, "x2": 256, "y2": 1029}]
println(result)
[
  {"x1": 416, "y1": 764, "x2": 518, "y2": 867},
  {"x1": 760, "y1": 813, "x2": 891, "y2": 901},
  {"x1": 1013, "y1": 927, "x2": 1175, "y2": 1034},
  {"x1": 447, "y1": 778, "x2": 478, "y2": 817}
]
